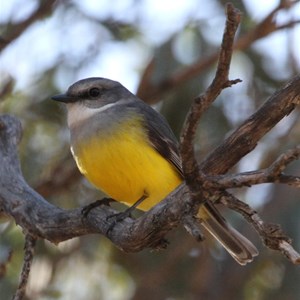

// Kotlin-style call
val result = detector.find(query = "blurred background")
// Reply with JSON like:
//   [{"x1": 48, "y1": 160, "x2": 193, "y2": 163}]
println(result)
[{"x1": 0, "y1": 0, "x2": 300, "y2": 299}]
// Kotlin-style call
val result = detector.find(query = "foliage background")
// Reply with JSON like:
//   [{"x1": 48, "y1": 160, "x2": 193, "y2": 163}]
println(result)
[{"x1": 0, "y1": 1, "x2": 299, "y2": 299}]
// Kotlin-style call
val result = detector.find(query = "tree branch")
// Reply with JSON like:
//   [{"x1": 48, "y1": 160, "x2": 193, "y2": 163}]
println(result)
[
  {"x1": 206, "y1": 146, "x2": 300, "y2": 189},
  {"x1": 199, "y1": 75, "x2": 300, "y2": 174},
  {"x1": 220, "y1": 193, "x2": 300, "y2": 264},
  {"x1": 177, "y1": 3, "x2": 300, "y2": 265},
  {"x1": 180, "y1": 3, "x2": 242, "y2": 190},
  {"x1": 13, "y1": 235, "x2": 37, "y2": 300}
]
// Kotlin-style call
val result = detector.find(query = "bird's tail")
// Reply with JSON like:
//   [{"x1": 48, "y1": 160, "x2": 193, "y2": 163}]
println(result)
[{"x1": 198, "y1": 202, "x2": 258, "y2": 265}]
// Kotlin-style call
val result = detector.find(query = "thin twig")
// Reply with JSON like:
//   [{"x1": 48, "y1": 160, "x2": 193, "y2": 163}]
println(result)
[
  {"x1": 12, "y1": 235, "x2": 37, "y2": 300},
  {"x1": 205, "y1": 146, "x2": 300, "y2": 189}
]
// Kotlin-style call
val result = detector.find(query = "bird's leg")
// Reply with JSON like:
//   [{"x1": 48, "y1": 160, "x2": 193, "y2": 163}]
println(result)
[
  {"x1": 106, "y1": 193, "x2": 148, "y2": 234},
  {"x1": 82, "y1": 197, "x2": 115, "y2": 217},
  {"x1": 107, "y1": 193, "x2": 148, "y2": 221}
]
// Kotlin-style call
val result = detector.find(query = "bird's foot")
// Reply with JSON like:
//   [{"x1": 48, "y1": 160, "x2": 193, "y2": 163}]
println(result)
[
  {"x1": 105, "y1": 206, "x2": 136, "y2": 234},
  {"x1": 106, "y1": 193, "x2": 148, "y2": 234},
  {"x1": 82, "y1": 197, "x2": 114, "y2": 218}
]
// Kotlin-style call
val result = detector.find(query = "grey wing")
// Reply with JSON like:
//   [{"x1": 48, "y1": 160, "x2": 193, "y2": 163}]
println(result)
[{"x1": 136, "y1": 101, "x2": 183, "y2": 176}]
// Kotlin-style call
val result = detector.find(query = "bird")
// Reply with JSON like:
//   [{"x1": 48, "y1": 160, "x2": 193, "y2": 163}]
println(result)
[{"x1": 52, "y1": 77, "x2": 258, "y2": 265}]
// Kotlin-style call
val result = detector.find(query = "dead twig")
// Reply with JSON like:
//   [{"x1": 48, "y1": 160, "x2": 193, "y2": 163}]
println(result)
[
  {"x1": 12, "y1": 235, "x2": 37, "y2": 300},
  {"x1": 205, "y1": 146, "x2": 300, "y2": 189},
  {"x1": 219, "y1": 193, "x2": 300, "y2": 264}
]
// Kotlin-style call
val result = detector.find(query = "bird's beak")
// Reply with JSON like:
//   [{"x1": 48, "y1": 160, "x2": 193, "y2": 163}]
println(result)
[{"x1": 51, "y1": 93, "x2": 78, "y2": 103}]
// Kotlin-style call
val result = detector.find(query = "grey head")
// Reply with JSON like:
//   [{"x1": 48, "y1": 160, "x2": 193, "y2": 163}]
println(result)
[
  {"x1": 52, "y1": 77, "x2": 139, "y2": 129},
  {"x1": 52, "y1": 77, "x2": 135, "y2": 109}
]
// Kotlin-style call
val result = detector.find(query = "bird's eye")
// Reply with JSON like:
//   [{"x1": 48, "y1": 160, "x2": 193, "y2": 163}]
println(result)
[{"x1": 88, "y1": 88, "x2": 101, "y2": 98}]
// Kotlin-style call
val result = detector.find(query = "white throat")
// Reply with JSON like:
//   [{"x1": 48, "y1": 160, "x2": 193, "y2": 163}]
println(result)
[{"x1": 66, "y1": 103, "x2": 116, "y2": 128}]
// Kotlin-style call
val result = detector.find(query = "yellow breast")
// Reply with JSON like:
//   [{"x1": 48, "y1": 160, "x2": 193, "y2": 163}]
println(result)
[{"x1": 71, "y1": 118, "x2": 182, "y2": 211}]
